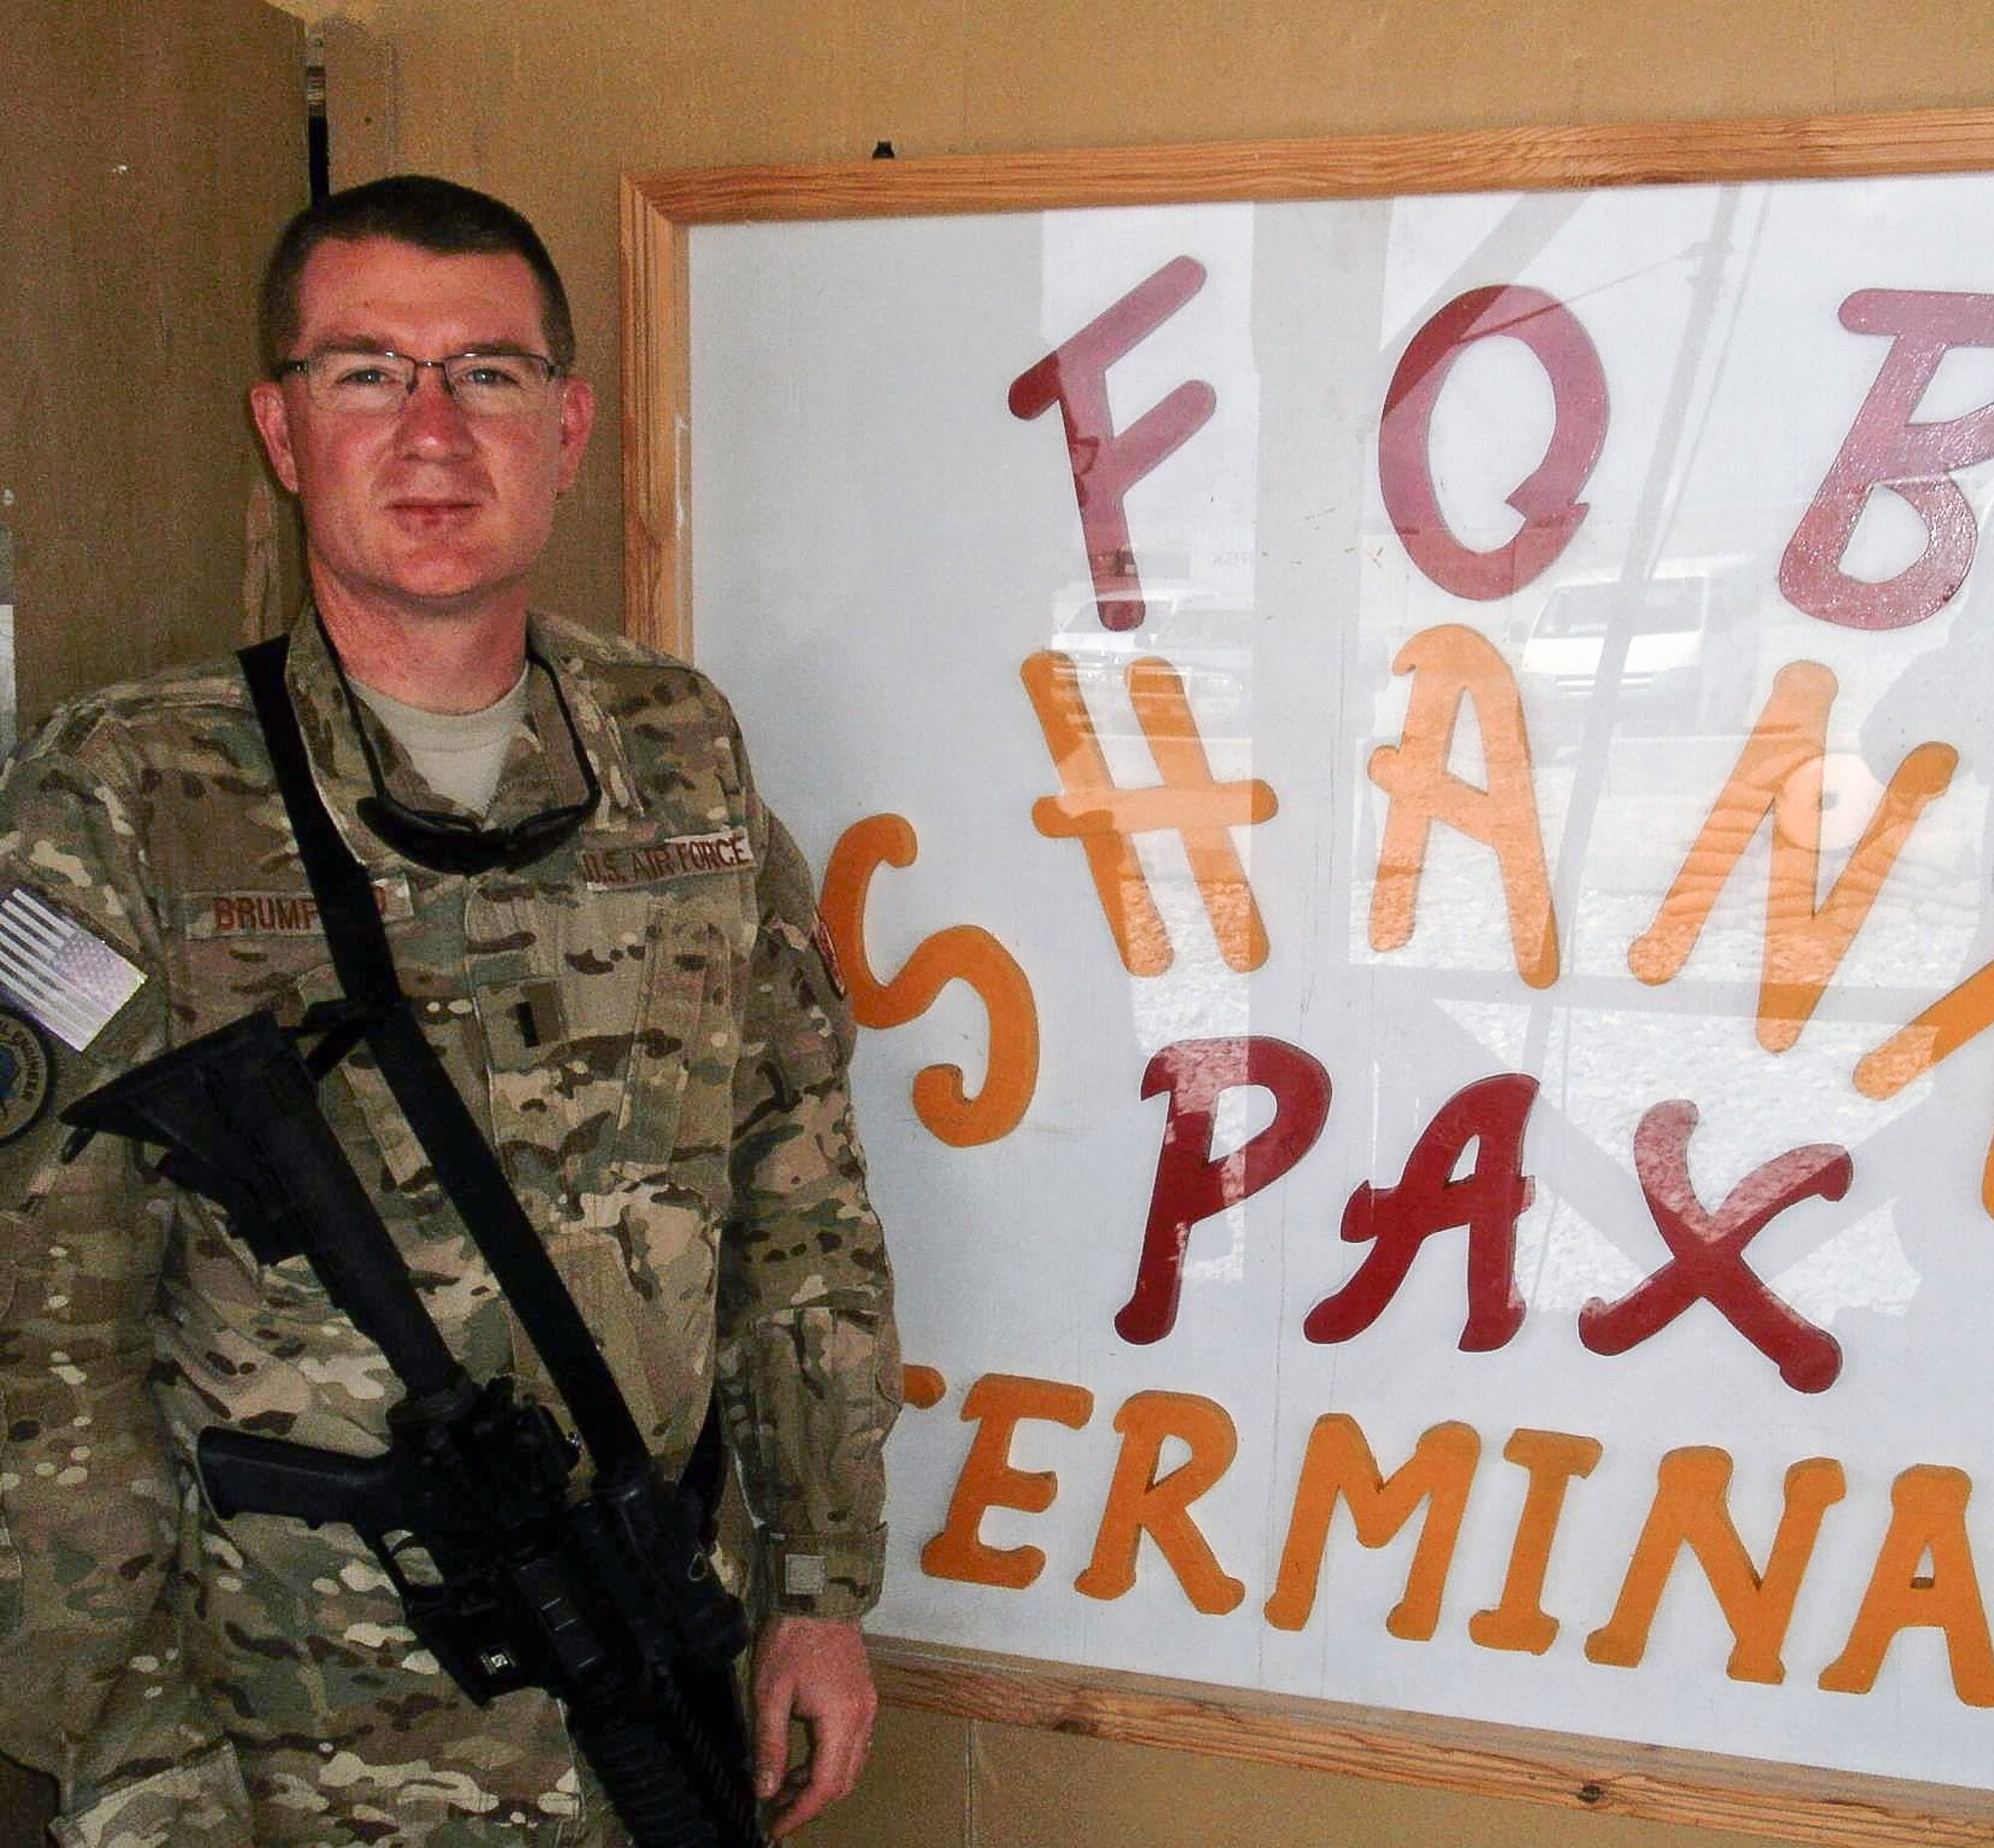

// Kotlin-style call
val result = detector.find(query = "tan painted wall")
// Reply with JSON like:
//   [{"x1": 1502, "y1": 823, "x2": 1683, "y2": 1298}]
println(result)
[{"x1": 268, "y1": 3, "x2": 1994, "y2": 1843}]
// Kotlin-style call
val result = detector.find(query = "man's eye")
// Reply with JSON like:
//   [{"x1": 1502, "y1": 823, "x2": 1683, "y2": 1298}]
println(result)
[
  {"x1": 456, "y1": 363, "x2": 527, "y2": 390},
  {"x1": 328, "y1": 362, "x2": 396, "y2": 389}
]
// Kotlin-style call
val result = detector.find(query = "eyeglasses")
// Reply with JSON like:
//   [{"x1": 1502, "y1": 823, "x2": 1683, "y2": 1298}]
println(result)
[
  {"x1": 331, "y1": 637, "x2": 602, "y2": 874},
  {"x1": 276, "y1": 348, "x2": 564, "y2": 419}
]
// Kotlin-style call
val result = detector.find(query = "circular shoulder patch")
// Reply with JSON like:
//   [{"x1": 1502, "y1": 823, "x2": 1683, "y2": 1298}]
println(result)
[{"x1": 0, "y1": 1007, "x2": 54, "y2": 1144}]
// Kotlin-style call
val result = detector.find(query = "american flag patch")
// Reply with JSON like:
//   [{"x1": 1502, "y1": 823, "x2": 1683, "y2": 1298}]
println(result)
[{"x1": 0, "y1": 886, "x2": 146, "y2": 1052}]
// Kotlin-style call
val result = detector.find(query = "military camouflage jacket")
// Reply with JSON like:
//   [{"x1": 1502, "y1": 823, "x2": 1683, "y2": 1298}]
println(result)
[{"x1": 0, "y1": 611, "x2": 899, "y2": 1845}]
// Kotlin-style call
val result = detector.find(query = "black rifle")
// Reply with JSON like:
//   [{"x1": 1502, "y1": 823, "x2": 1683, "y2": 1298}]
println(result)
[{"x1": 64, "y1": 1009, "x2": 770, "y2": 1848}]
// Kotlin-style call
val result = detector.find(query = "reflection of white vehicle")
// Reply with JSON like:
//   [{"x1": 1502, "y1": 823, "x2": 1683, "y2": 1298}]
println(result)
[
  {"x1": 1514, "y1": 563, "x2": 1756, "y2": 743},
  {"x1": 1049, "y1": 574, "x2": 1207, "y2": 634},
  {"x1": 1046, "y1": 583, "x2": 1253, "y2": 740}
]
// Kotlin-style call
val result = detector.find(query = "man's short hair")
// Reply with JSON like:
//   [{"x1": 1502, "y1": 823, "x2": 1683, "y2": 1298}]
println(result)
[{"x1": 259, "y1": 174, "x2": 577, "y2": 375}]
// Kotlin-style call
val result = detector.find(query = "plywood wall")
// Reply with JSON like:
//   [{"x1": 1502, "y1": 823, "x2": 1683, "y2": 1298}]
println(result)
[
  {"x1": 271, "y1": 3, "x2": 1994, "y2": 1843},
  {"x1": 1, "y1": 0, "x2": 305, "y2": 726},
  {"x1": 0, "y1": 9, "x2": 305, "y2": 1839}
]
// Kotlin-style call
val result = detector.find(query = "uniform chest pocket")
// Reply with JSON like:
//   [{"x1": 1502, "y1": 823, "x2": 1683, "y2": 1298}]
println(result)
[
  {"x1": 237, "y1": 963, "x2": 516, "y2": 1384},
  {"x1": 470, "y1": 905, "x2": 738, "y2": 1445},
  {"x1": 609, "y1": 912, "x2": 737, "y2": 1204},
  {"x1": 473, "y1": 908, "x2": 737, "y2": 1227},
  {"x1": 288, "y1": 960, "x2": 448, "y2": 1208}
]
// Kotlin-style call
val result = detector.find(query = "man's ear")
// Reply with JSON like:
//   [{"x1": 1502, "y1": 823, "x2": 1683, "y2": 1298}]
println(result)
[
  {"x1": 249, "y1": 380, "x2": 301, "y2": 494},
  {"x1": 555, "y1": 376, "x2": 595, "y2": 493}
]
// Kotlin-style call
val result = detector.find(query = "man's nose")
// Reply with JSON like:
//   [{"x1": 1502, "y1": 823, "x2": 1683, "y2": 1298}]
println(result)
[{"x1": 395, "y1": 369, "x2": 475, "y2": 450}]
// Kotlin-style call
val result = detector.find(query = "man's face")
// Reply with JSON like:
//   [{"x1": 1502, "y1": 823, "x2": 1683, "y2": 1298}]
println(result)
[{"x1": 249, "y1": 236, "x2": 594, "y2": 626}]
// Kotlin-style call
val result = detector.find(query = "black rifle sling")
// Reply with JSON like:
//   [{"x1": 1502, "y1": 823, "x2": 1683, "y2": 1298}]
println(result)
[{"x1": 237, "y1": 635, "x2": 653, "y2": 1472}]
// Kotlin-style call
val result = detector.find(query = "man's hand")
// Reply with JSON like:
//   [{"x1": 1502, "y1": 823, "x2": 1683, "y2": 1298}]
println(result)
[{"x1": 751, "y1": 1614, "x2": 877, "y2": 1838}]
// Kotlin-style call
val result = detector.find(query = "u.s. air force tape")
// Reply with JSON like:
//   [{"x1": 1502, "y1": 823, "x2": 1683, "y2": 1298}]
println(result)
[
  {"x1": 580, "y1": 826, "x2": 755, "y2": 891},
  {"x1": 0, "y1": 1006, "x2": 53, "y2": 1144},
  {"x1": 0, "y1": 885, "x2": 147, "y2": 1052}
]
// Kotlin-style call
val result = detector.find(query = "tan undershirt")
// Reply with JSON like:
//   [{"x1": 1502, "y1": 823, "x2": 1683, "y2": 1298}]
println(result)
[{"x1": 352, "y1": 666, "x2": 531, "y2": 816}]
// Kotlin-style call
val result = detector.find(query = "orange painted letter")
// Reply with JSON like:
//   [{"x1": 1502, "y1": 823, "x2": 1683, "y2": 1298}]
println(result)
[
  {"x1": 1075, "y1": 1391, "x2": 1244, "y2": 1614},
  {"x1": 1469, "y1": 1428, "x2": 1604, "y2": 1655},
  {"x1": 1585, "y1": 1447, "x2": 1845, "y2": 1684},
  {"x1": 1628, "y1": 662, "x2": 1954, "y2": 1053},
  {"x1": 1858, "y1": 961, "x2": 1994, "y2": 1218},
  {"x1": 1821, "y1": 1465, "x2": 1994, "y2": 1705},
  {"x1": 821, "y1": 812, "x2": 1040, "y2": 1145},
  {"x1": 1264, "y1": 1415, "x2": 1481, "y2": 1637},
  {"x1": 920, "y1": 1374, "x2": 1095, "y2": 1591},
  {"x1": 1368, "y1": 624, "x2": 1558, "y2": 988},
  {"x1": 1024, "y1": 651, "x2": 1278, "y2": 976}
]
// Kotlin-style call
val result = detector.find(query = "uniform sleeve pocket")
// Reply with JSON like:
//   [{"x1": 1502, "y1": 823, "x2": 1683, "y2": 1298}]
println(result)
[{"x1": 715, "y1": 1303, "x2": 897, "y2": 1544}]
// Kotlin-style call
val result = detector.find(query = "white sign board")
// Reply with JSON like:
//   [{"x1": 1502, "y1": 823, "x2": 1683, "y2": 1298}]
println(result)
[{"x1": 688, "y1": 171, "x2": 1994, "y2": 1793}]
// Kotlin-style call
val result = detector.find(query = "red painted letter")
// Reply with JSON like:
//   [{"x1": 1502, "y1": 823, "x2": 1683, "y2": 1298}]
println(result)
[
  {"x1": 1010, "y1": 257, "x2": 1217, "y2": 631},
  {"x1": 1578, "y1": 1100, "x2": 1850, "y2": 1392},
  {"x1": 1782, "y1": 290, "x2": 1994, "y2": 630},
  {"x1": 1305, "y1": 1073, "x2": 1537, "y2": 1352},
  {"x1": 1118, "y1": 1037, "x2": 1331, "y2": 1345},
  {"x1": 1378, "y1": 286, "x2": 1608, "y2": 602}
]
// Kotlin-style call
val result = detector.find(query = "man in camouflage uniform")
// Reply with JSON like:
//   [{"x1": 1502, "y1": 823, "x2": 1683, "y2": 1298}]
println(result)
[{"x1": 0, "y1": 176, "x2": 898, "y2": 1845}]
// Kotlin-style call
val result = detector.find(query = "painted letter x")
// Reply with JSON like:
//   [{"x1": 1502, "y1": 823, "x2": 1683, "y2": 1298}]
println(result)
[{"x1": 1577, "y1": 1100, "x2": 1851, "y2": 1393}]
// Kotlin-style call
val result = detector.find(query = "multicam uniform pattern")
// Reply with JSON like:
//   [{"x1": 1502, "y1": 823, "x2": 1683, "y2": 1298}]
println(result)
[{"x1": 0, "y1": 612, "x2": 899, "y2": 1846}]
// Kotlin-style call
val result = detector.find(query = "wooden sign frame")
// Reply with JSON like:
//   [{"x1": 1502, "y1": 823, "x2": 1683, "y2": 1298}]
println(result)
[{"x1": 621, "y1": 110, "x2": 1994, "y2": 1844}]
